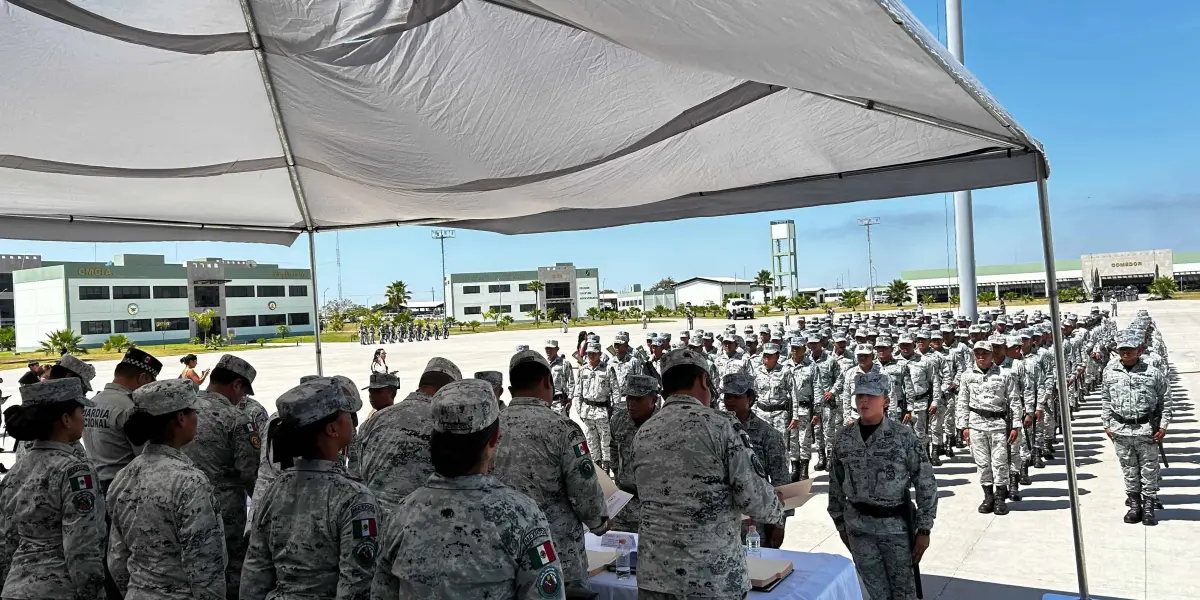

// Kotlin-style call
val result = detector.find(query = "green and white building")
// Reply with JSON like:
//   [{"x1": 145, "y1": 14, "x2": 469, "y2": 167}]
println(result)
[
  {"x1": 14, "y1": 254, "x2": 315, "y2": 351},
  {"x1": 444, "y1": 263, "x2": 600, "y2": 322}
]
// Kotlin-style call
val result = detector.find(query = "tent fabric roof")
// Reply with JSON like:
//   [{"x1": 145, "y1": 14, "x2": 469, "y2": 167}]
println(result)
[{"x1": 0, "y1": 0, "x2": 1045, "y2": 245}]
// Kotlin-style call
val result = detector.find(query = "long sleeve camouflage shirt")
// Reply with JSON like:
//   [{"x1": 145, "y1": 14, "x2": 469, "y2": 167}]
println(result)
[
  {"x1": 956, "y1": 364, "x2": 1020, "y2": 432},
  {"x1": 828, "y1": 418, "x2": 938, "y2": 535},
  {"x1": 1101, "y1": 358, "x2": 1172, "y2": 437},
  {"x1": 346, "y1": 391, "x2": 435, "y2": 515}
]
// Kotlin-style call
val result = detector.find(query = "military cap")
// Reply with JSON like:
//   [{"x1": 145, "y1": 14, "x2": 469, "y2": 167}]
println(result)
[
  {"x1": 55, "y1": 354, "x2": 96, "y2": 392},
  {"x1": 669, "y1": 342, "x2": 684, "y2": 350},
  {"x1": 721, "y1": 373, "x2": 755, "y2": 396},
  {"x1": 762, "y1": 343, "x2": 781, "y2": 355},
  {"x1": 624, "y1": 374, "x2": 660, "y2": 397},
  {"x1": 703, "y1": 331, "x2": 715, "y2": 340},
  {"x1": 1018, "y1": 329, "x2": 1032, "y2": 339},
  {"x1": 806, "y1": 334, "x2": 823, "y2": 344},
  {"x1": 585, "y1": 342, "x2": 602, "y2": 353},
  {"x1": 509, "y1": 349, "x2": 551, "y2": 373},
  {"x1": 614, "y1": 333, "x2": 630, "y2": 344},
  {"x1": 688, "y1": 337, "x2": 704, "y2": 347},
  {"x1": 120, "y1": 348, "x2": 163, "y2": 377},
  {"x1": 131, "y1": 378, "x2": 197, "y2": 416},
  {"x1": 722, "y1": 336, "x2": 738, "y2": 345},
  {"x1": 214, "y1": 354, "x2": 257, "y2": 395},
  {"x1": 679, "y1": 330, "x2": 691, "y2": 338},
  {"x1": 898, "y1": 334, "x2": 916, "y2": 345},
  {"x1": 758, "y1": 324, "x2": 771, "y2": 333},
  {"x1": 423, "y1": 357, "x2": 463, "y2": 381},
  {"x1": 300, "y1": 375, "x2": 321, "y2": 383},
  {"x1": 743, "y1": 326, "x2": 755, "y2": 334},
  {"x1": 972, "y1": 340, "x2": 992, "y2": 351},
  {"x1": 661, "y1": 348, "x2": 712, "y2": 375},
  {"x1": 362, "y1": 372, "x2": 401, "y2": 390},
  {"x1": 1116, "y1": 330, "x2": 1142, "y2": 349},
  {"x1": 854, "y1": 344, "x2": 874, "y2": 356},
  {"x1": 833, "y1": 333, "x2": 848, "y2": 343},
  {"x1": 660, "y1": 333, "x2": 672, "y2": 341},
  {"x1": 1102, "y1": 310, "x2": 1110, "y2": 317},
  {"x1": 651, "y1": 337, "x2": 665, "y2": 347},
  {"x1": 940, "y1": 325, "x2": 954, "y2": 333},
  {"x1": 545, "y1": 339, "x2": 559, "y2": 349},
  {"x1": 278, "y1": 379, "x2": 363, "y2": 428},
  {"x1": 645, "y1": 332, "x2": 655, "y2": 340},
  {"x1": 20, "y1": 378, "x2": 93, "y2": 407},
  {"x1": 432, "y1": 379, "x2": 500, "y2": 434},
  {"x1": 854, "y1": 371, "x2": 888, "y2": 397},
  {"x1": 1006, "y1": 335, "x2": 1023, "y2": 347},
  {"x1": 474, "y1": 371, "x2": 504, "y2": 390},
  {"x1": 874, "y1": 336, "x2": 893, "y2": 348},
  {"x1": 588, "y1": 333, "x2": 600, "y2": 341},
  {"x1": 956, "y1": 328, "x2": 970, "y2": 337},
  {"x1": 989, "y1": 336, "x2": 1007, "y2": 346},
  {"x1": 914, "y1": 330, "x2": 931, "y2": 340},
  {"x1": 693, "y1": 329, "x2": 705, "y2": 336},
  {"x1": 515, "y1": 344, "x2": 530, "y2": 352}
]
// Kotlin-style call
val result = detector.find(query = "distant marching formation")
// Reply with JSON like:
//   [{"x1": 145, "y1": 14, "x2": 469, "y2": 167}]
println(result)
[{"x1": 357, "y1": 320, "x2": 451, "y2": 345}]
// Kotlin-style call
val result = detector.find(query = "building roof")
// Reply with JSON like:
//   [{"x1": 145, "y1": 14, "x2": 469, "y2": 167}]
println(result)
[
  {"x1": 407, "y1": 301, "x2": 445, "y2": 309},
  {"x1": 675, "y1": 276, "x2": 753, "y2": 286}
]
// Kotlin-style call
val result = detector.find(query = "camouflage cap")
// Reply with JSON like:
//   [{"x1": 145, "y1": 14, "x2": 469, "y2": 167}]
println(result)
[
  {"x1": 989, "y1": 336, "x2": 1007, "y2": 346},
  {"x1": 898, "y1": 334, "x2": 915, "y2": 345},
  {"x1": 120, "y1": 348, "x2": 163, "y2": 377},
  {"x1": 914, "y1": 330, "x2": 931, "y2": 340},
  {"x1": 1116, "y1": 330, "x2": 1142, "y2": 349},
  {"x1": 474, "y1": 371, "x2": 504, "y2": 389},
  {"x1": 328, "y1": 375, "x2": 363, "y2": 405},
  {"x1": 806, "y1": 334, "x2": 823, "y2": 344},
  {"x1": 956, "y1": 328, "x2": 970, "y2": 337},
  {"x1": 362, "y1": 372, "x2": 401, "y2": 390},
  {"x1": 278, "y1": 379, "x2": 362, "y2": 427},
  {"x1": 300, "y1": 375, "x2": 321, "y2": 383},
  {"x1": 55, "y1": 354, "x2": 96, "y2": 392},
  {"x1": 854, "y1": 371, "x2": 888, "y2": 397},
  {"x1": 972, "y1": 340, "x2": 992, "y2": 351},
  {"x1": 762, "y1": 343, "x2": 781, "y2": 355},
  {"x1": 614, "y1": 333, "x2": 630, "y2": 344},
  {"x1": 940, "y1": 325, "x2": 955, "y2": 333},
  {"x1": 585, "y1": 342, "x2": 602, "y2": 353},
  {"x1": 215, "y1": 354, "x2": 257, "y2": 395},
  {"x1": 131, "y1": 378, "x2": 198, "y2": 416},
  {"x1": 669, "y1": 342, "x2": 684, "y2": 350},
  {"x1": 624, "y1": 374, "x2": 660, "y2": 397},
  {"x1": 660, "y1": 333, "x2": 672, "y2": 341},
  {"x1": 1006, "y1": 335, "x2": 1023, "y2": 347},
  {"x1": 703, "y1": 331, "x2": 715, "y2": 340},
  {"x1": 515, "y1": 345, "x2": 530, "y2": 352},
  {"x1": 588, "y1": 334, "x2": 600, "y2": 341},
  {"x1": 743, "y1": 326, "x2": 754, "y2": 334},
  {"x1": 679, "y1": 330, "x2": 690, "y2": 338},
  {"x1": 509, "y1": 349, "x2": 551, "y2": 374},
  {"x1": 20, "y1": 378, "x2": 92, "y2": 407},
  {"x1": 833, "y1": 333, "x2": 848, "y2": 343},
  {"x1": 687, "y1": 338, "x2": 703, "y2": 348},
  {"x1": 423, "y1": 357, "x2": 463, "y2": 381},
  {"x1": 745, "y1": 336, "x2": 759, "y2": 345},
  {"x1": 661, "y1": 348, "x2": 712, "y2": 375},
  {"x1": 874, "y1": 336, "x2": 893, "y2": 348},
  {"x1": 651, "y1": 337, "x2": 666, "y2": 347},
  {"x1": 431, "y1": 379, "x2": 500, "y2": 434},
  {"x1": 854, "y1": 343, "x2": 874, "y2": 355},
  {"x1": 721, "y1": 373, "x2": 755, "y2": 396},
  {"x1": 545, "y1": 339, "x2": 559, "y2": 348},
  {"x1": 758, "y1": 324, "x2": 770, "y2": 333}
]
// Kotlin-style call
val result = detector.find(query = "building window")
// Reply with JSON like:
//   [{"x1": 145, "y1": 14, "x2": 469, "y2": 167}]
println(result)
[
  {"x1": 545, "y1": 282, "x2": 570, "y2": 300},
  {"x1": 463, "y1": 306, "x2": 482, "y2": 315},
  {"x1": 225, "y1": 285, "x2": 254, "y2": 298},
  {"x1": 0, "y1": 273, "x2": 11, "y2": 291},
  {"x1": 194, "y1": 285, "x2": 221, "y2": 308},
  {"x1": 489, "y1": 305, "x2": 512, "y2": 314},
  {"x1": 288, "y1": 285, "x2": 308, "y2": 297},
  {"x1": 153, "y1": 286, "x2": 188, "y2": 299},
  {"x1": 112, "y1": 286, "x2": 150, "y2": 300},
  {"x1": 259, "y1": 314, "x2": 287, "y2": 326},
  {"x1": 518, "y1": 283, "x2": 533, "y2": 292},
  {"x1": 257, "y1": 285, "x2": 285, "y2": 298},
  {"x1": 80, "y1": 320, "x2": 111, "y2": 335},
  {"x1": 288, "y1": 313, "x2": 311, "y2": 326},
  {"x1": 79, "y1": 286, "x2": 109, "y2": 300},
  {"x1": 462, "y1": 285, "x2": 480, "y2": 294},
  {"x1": 114, "y1": 319, "x2": 153, "y2": 333},
  {"x1": 488, "y1": 284, "x2": 511, "y2": 293},
  {"x1": 519, "y1": 303, "x2": 537, "y2": 312},
  {"x1": 153, "y1": 317, "x2": 190, "y2": 331},
  {"x1": 227, "y1": 315, "x2": 257, "y2": 328}
]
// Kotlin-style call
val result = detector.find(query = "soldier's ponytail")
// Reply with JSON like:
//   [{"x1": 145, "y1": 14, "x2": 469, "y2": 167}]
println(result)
[
  {"x1": 3, "y1": 400, "x2": 83, "y2": 441},
  {"x1": 124, "y1": 411, "x2": 184, "y2": 446},
  {"x1": 269, "y1": 412, "x2": 339, "y2": 471}
]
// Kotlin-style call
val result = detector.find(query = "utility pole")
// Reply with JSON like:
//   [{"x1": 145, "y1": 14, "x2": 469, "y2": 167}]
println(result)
[
  {"x1": 431, "y1": 229, "x2": 455, "y2": 301},
  {"x1": 858, "y1": 218, "x2": 880, "y2": 311},
  {"x1": 335, "y1": 232, "x2": 343, "y2": 300},
  {"x1": 946, "y1": 0, "x2": 977, "y2": 320}
]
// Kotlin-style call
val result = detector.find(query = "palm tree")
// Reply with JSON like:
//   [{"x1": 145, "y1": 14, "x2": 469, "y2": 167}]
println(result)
[
  {"x1": 526, "y1": 279, "x2": 543, "y2": 313},
  {"x1": 840, "y1": 290, "x2": 866, "y2": 310},
  {"x1": 497, "y1": 315, "x2": 514, "y2": 330},
  {"x1": 482, "y1": 308, "x2": 500, "y2": 326},
  {"x1": 468, "y1": 320, "x2": 481, "y2": 332},
  {"x1": 978, "y1": 290, "x2": 997, "y2": 305},
  {"x1": 385, "y1": 280, "x2": 412, "y2": 311},
  {"x1": 40, "y1": 329, "x2": 84, "y2": 356},
  {"x1": 190, "y1": 309, "x2": 217, "y2": 342},
  {"x1": 754, "y1": 269, "x2": 774, "y2": 301},
  {"x1": 1149, "y1": 276, "x2": 1177, "y2": 299},
  {"x1": 527, "y1": 308, "x2": 546, "y2": 327},
  {"x1": 885, "y1": 279, "x2": 911, "y2": 306},
  {"x1": 585, "y1": 306, "x2": 600, "y2": 321}
]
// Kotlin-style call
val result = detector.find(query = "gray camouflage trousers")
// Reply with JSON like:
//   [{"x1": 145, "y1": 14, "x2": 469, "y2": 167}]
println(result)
[
  {"x1": 970, "y1": 429, "x2": 1010, "y2": 487},
  {"x1": 1010, "y1": 426, "x2": 1030, "y2": 472},
  {"x1": 820, "y1": 402, "x2": 842, "y2": 459},
  {"x1": 933, "y1": 392, "x2": 956, "y2": 445},
  {"x1": 908, "y1": 404, "x2": 931, "y2": 449},
  {"x1": 216, "y1": 487, "x2": 248, "y2": 600},
  {"x1": 1036, "y1": 392, "x2": 1059, "y2": 449},
  {"x1": 1114, "y1": 435, "x2": 1160, "y2": 497},
  {"x1": 581, "y1": 416, "x2": 613, "y2": 463},
  {"x1": 847, "y1": 532, "x2": 918, "y2": 600},
  {"x1": 790, "y1": 408, "x2": 815, "y2": 461}
]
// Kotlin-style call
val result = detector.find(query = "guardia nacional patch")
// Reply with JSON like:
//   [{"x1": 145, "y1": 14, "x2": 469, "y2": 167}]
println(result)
[
  {"x1": 578, "y1": 458, "x2": 595, "y2": 479},
  {"x1": 354, "y1": 539, "x2": 377, "y2": 568},
  {"x1": 537, "y1": 565, "x2": 561, "y2": 599},
  {"x1": 750, "y1": 453, "x2": 766, "y2": 478},
  {"x1": 73, "y1": 491, "x2": 95, "y2": 514},
  {"x1": 249, "y1": 432, "x2": 261, "y2": 450}
]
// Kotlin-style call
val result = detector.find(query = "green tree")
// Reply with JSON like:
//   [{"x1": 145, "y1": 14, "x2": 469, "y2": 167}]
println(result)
[
  {"x1": 1058, "y1": 287, "x2": 1081, "y2": 303},
  {"x1": 585, "y1": 306, "x2": 600, "y2": 321},
  {"x1": 629, "y1": 307, "x2": 642, "y2": 320},
  {"x1": 758, "y1": 304, "x2": 771, "y2": 315},
  {"x1": 497, "y1": 315, "x2": 514, "y2": 330},
  {"x1": 950, "y1": 293, "x2": 960, "y2": 305},
  {"x1": 652, "y1": 305, "x2": 670, "y2": 318},
  {"x1": 468, "y1": 320, "x2": 481, "y2": 332},
  {"x1": 754, "y1": 270, "x2": 774, "y2": 300},
  {"x1": 527, "y1": 307, "x2": 547, "y2": 327},
  {"x1": 190, "y1": 309, "x2": 217, "y2": 343},
  {"x1": 101, "y1": 334, "x2": 135, "y2": 352},
  {"x1": 1021, "y1": 294, "x2": 1034, "y2": 304},
  {"x1": 771, "y1": 296, "x2": 787, "y2": 312},
  {"x1": 360, "y1": 311, "x2": 384, "y2": 331},
  {"x1": 276, "y1": 324, "x2": 290, "y2": 339},
  {"x1": 1002, "y1": 291, "x2": 1020, "y2": 302},
  {"x1": 650, "y1": 277, "x2": 677, "y2": 291},
  {"x1": 482, "y1": 308, "x2": 500, "y2": 326},
  {"x1": 0, "y1": 327, "x2": 14, "y2": 351},
  {"x1": 1149, "y1": 276, "x2": 1178, "y2": 299},
  {"x1": 385, "y1": 280, "x2": 412, "y2": 311},
  {"x1": 155, "y1": 319, "x2": 172, "y2": 344},
  {"x1": 526, "y1": 280, "x2": 544, "y2": 322},
  {"x1": 444, "y1": 317, "x2": 458, "y2": 331},
  {"x1": 40, "y1": 329, "x2": 84, "y2": 355},
  {"x1": 840, "y1": 290, "x2": 866, "y2": 310},
  {"x1": 326, "y1": 313, "x2": 346, "y2": 332},
  {"x1": 787, "y1": 296, "x2": 804, "y2": 311},
  {"x1": 884, "y1": 279, "x2": 911, "y2": 306},
  {"x1": 978, "y1": 290, "x2": 997, "y2": 305}
]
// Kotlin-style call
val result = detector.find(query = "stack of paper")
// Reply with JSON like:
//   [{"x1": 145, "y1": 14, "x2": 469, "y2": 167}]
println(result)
[
  {"x1": 586, "y1": 549, "x2": 619, "y2": 576},
  {"x1": 741, "y1": 480, "x2": 813, "y2": 520},
  {"x1": 746, "y1": 557, "x2": 794, "y2": 590},
  {"x1": 595, "y1": 468, "x2": 634, "y2": 519}
]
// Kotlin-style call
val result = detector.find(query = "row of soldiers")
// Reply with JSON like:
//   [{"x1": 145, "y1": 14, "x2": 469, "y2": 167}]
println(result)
[{"x1": 357, "y1": 320, "x2": 450, "y2": 345}]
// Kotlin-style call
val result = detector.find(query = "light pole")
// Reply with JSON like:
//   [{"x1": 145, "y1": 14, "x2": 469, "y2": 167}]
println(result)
[
  {"x1": 431, "y1": 230, "x2": 455, "y2": 316},
  {"x1": 858, "y1": 218, "x2": 880, "y2": 310}
]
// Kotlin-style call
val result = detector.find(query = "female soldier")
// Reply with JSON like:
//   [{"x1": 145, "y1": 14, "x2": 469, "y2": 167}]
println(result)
[
  {"x1": 14, "y1": 354, "x2": 96, "y2": 462},
  {"x1": 241, "y1": 377, "x2": 378, "y2": 599},
  {"x1": 0, "y1": 378, "x2": 106, "y2": 600},
  {"x1": 106, "y1": 378, "x2": 227, "y2": 600}
]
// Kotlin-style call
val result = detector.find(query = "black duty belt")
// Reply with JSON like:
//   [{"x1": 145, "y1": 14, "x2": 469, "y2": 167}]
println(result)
[
  {"x1": 851, "y1": 501, "x2": 908, "y2": 519},
  {"x1": 968, "y1": 406, "x2": 1006, "y2": 420},
  {"x1": 756, "y1": 400, "x2": 790, "y2": 412},
  {"x1": 1111, "y1": 413, "x2": 1151, "y2": 425},
  {"x1": 583, "y1": 399, "x2": 610, "y2": 408},
  {"x1": 912, "y1": 391, "x2": 932, "y2": 401}
]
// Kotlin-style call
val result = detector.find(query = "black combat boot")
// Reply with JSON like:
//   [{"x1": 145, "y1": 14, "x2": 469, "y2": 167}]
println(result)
[
  {"x1": 798, "y1": 458, "x2": 810, "y2": 481},
  {"x1": 956, "y1": 430, "x2": 967, "y2": 449},
  {"x1": 1142, "y1": 496, "x2": 1158, "y2": 526},
  {"x1": 1034, "y1": 453, "x2": 1045, "y2": 469},
  {"x1": 978, "y1": 485, "x2": 995, "y2": 514},
  {"x1": 945, "y1": 435, "x2": 956, "y2": 457},
  {"x1": 1154, "y1": 497, "x2": 1165, "y2": 510},
  {"x1": 814, "y1": 451, "x2": 827, "y2": 472},
  {"x1": 1043, "y1": 446, "x2": 1055, "y2": 460},
  {"x1": 1019, "y1": 465, "x2": 1032, "y2": 486},
  {"x1": 790, "y1": 460, "x2": 802, "y2": 483},
  {"x1": 994, "y1": 486, "x2": 1010, "y2": 515},
  {"x1": 1009, "y1": 474, "x2": 1021, "y2": 502},
  {"x1": 1123, "y1": 495, "x2": 1142, "y2": 524},
  {"x1": 930, "y1": 446, "x2": 943, "y2": 467}
]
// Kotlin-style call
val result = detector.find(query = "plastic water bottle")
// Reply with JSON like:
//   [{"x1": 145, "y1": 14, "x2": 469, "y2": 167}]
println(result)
[
  {"x1": 745, "y1": 525, "x2": 762, "y2": 558},
  {"x1": 615, "y1": 538, "x2": 631, "y2": 580}
]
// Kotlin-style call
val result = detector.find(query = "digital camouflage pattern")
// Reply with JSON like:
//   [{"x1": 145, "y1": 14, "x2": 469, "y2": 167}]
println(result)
[
  {"x1": 606, "y1": 351, "x2": 645, "y2": 410},
  {"x1": 346, "y1": 391, "x2": 435, "y2": 515},
  {"x1": 1102, "y1": 356, "x2": 1171, "y2": 498},
  {"x1": 547, "y1": 353, "x2": 575, "y2": 416},
  {"x1": 106, "y1": 444, "x2": 227, "y2": 600},
  {"x1": 607, "y1": 407, "x2": 648, "y2": 533},
  {"x1": 574, "y1": 361, "x2": 614, "y2": 464}
]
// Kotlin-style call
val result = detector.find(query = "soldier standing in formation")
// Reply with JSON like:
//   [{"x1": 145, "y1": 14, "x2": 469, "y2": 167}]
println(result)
[
  {"x1": 997, "y1": 335, "x2": 1036, "y2": 501},
  {"x1": 545, "y1": 340, "x2": 575, "y2": 416},
  {"x1": 787, "y1": 335, "x2": 821, "y2": 481},
  {"x1": 900, "y1": 332, "x2": 941, "y2": 464},
  {"x1": 607, "y1": 374, "x2": 660, "y2": 533},
  {"x1": 491, "y1": 350, "x2": 609, "y2": 595},
  {"x1": 809, "y1": 334, "x2": 842, "y2": 472},
  {"x1": 752, "y1": 342, "x2": 793, "y2": 458},
  {"x1": 82, "y1": 348, "x2": 163, "y2": 493},
  {"x1": 574, "y1": 342, "x2": 615, "y2": 473},
  {"x1": 957, "y1": 341, "x2": 1021, "y2": 515},
  {"x1": 875, "y1": 336, "x2": 909, "y2": 422},
  {"x1": 722, "y1": 373, "x2": 790, "y2": 547}
]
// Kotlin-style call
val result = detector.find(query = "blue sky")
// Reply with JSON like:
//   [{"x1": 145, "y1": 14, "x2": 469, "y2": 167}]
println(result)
[{"x1": 4, "y1": 0, "x2": 1198, "y2": 306}]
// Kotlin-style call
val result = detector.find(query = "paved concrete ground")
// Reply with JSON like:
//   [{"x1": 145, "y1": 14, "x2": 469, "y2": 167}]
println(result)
[{"x1": 0, "y1": 300, "x2": 1193, "y2": 599}]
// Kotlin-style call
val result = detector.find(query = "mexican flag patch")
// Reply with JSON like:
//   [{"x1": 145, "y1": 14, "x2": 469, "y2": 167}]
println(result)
[
  {"x1": 529, "y1": 541, "x2": 557, "y2": 568},
  {"x1": 70, "y1": 474, "x2": 93, "y2": 491},
  {"x1": 572, "y1": 441, "x2": 590, "y2": 457},
  {"x1": 352, "y1": 518, "x2": 377, "y2": 538}
]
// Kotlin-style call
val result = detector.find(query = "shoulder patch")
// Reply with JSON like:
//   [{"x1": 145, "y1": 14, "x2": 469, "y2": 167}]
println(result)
[
  {"x1": 72, "y1": 491, "x2": 96, "y2": 514},
  {"x1": 69, "y1": 473, "x2": 95, "y2": 491},
  {"x1": 351, "y1": 517, "x2": 378, "y2": 538},
  {"x1": 750, "y1": 452, "x2": 767, "y2": 478},
  {"x1": 347, "y1": 501, "x2": 375, "y2": 518},
  {"x1": 537, "y1": 565, "x2": 562, "y2": 599},
  {"x1": 520, "y1": 527, "x2": 550, "y2": 551},
  {"x1": 64, "y1": 462, "x2": 92, "y2": 478},
  {"x1": 353, "y1": 539, "x2": 378, "y2": 568},
  {"x1": 572, "y1": 441, "x2": 590, "y2": 457},
  {"x1": 578, "y1": 459, "x2": 595, "y2": 479}
]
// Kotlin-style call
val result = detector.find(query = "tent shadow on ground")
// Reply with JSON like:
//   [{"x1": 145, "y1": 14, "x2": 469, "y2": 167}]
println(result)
[
  {"x1": 1018, "y1": 487, "x2": 1090, "y2": 498},
  {"x1": 1157, "y1": 493, "x2": 1200, "y2": 505},
  {"x1": 937, "y1": 478, "x2": 969, "y2": 488},
  {"x1": 932, "y1": 466, "x2": 977, "y2": 476},
  {"x1": 1157, "y1": 507, "x2": 1200, "y2": 522},
  {"x1": 1029, "y1": 471, "x2": 1096, "y2": 483},
  {"x1": 1006, "y1": 499, "x2": 1071, "y2": 511}
]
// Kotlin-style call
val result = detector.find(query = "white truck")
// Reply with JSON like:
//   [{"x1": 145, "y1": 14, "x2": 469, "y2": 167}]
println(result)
[{"x1": 725, "y1": 298, "x2": 755, "y2": 320}]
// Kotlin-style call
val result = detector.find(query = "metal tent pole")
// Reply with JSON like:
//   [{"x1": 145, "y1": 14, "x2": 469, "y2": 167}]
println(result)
[
  {"x1": 307, "y1": 230, "x2": 324, "y2": 376},
  {"x1": 946, "y1": 0, "x2": 978, "y2": 321},
  {"x1": 1035, "y1": 156, "x2": 1090, "y2": 599}
]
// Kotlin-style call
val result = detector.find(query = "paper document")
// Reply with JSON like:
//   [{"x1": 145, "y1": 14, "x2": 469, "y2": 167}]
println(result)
[
  {"x1": 586, "y1": 549, "x2": 619, "y2": 576},
  {"x1": 775, "y1": 480, "x2": 814, "y2": 510},
  {"x1": 595, "y1": 468, "x2": 634, "y2": 519}
]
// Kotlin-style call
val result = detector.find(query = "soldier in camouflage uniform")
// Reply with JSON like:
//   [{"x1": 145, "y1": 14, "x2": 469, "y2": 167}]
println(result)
[
  {"x1": 607, "y1": 333, "x2": 644, "y2": 410},
  {"x1": 12, "y1": 353, "x2": 99, "y2": 463},
  {"x1": 475, "y1": 370, "x2": 506, "y2": 409},
  {"x1": 82, "y1": 348, "x2": 162, "y2": 492},
  {"x1": 900, "y1": 332, "x2": 941, "y2": 464},
  {"x1": 875, "y1": 337, "x2": 909, "y2": 422},
  {"x1": 608, "y1": 375, "x2": 660, "y2": 533},
  {"x1": 107, "y1": 378, "x2": 227, "y2": 600},
  {"x1": 810, "y1": 334, "x2": 842, "y2": 472},
  {"x1": 249, "y1": 374, "x2": 323, "y2": 528},
  {"x1": 629, "y1": 349, "x2": 785, "y2": 599},
  {"x1": 1103, "y1": 331, "x2": 1171, "y2": 526},
  {"x1": 179, "y1": 354, "x2": 262, "y2": 598},
  {"x1": 492, "y1": 350, "x2": 610, "y2": 594},
  {"x1": 723, "y1": 373, "x2": 790, "y2": 547},
  {"x1": 372, "y1": 379, "x2": 566, "y2": 599},
  {"x1": 0, "y1": 379, "x2": 106, "y2": 600},
  {"x1": 957, "y1": 341, "x2": 1021, "y2": 515},
  {"x1": 545, "y1": 340, "x2": 575, "y2": 416},
  {"x1": 998, "y1": 335, "x2": 1037, "y2": 500},
  {"x1": 243, "y1": 378, "x2": 378, "y2": 600},
  {"x1": 574, "y1": 342, "x2": 615, "y2": 472},
  {"x1": 787, "y1": 336, "x2": 820, "y2": 481},
  {"x1": 828, "y1": 371, "x2": 937, "y2": 600},
  {"x1": 713, "y1": 335, "x2": 753, "y2": 391},
  {"x1": 347, "y1": 357, "x2": 461, "y2": 515},
  {"x1": 752, "y1": 343, "x2": 794, "y2": 473},
  {"x1": 836, "y1": 345, "x2": 887, "y2": 425}
]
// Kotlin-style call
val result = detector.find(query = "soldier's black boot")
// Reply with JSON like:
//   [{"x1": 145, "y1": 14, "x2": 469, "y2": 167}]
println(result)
[
  {"x1": 945, "y1": 435, "x2": 956, "y2": 458},
  {"x1": 814, "y1": 452, "x2": 827, "y2": 472},
  {"x1": 1123, "y1": 495, "x2": 1142, "y2": 524},
  {"x1": 978, "y1": 485, "x2": 995, "y2": 514},
  {"x1": 1009, "y1": 474, "x2": 1021, "y2": 502},
  {"x1": 994, "y1": 486, "x2": 1010, "y2": 515},
  {"x1": 790, "y1": 460, "x2": 802, "y2": 483},
  {"x1": 1142, "y1": 496, "x2": 1158, "y2": 526},
  {"x1": 798, "y1": 458, "x2": 810, "y2": 481},
  {"x1": 956, "y1": 430, "x2": 967, "y2": 449},
  {"x1": 930, "y1": 445, "x2": 943, "y2": 467},
  {"x1": 1154, "y1": 497, "x2": 1165, "y2": 510},
  {"x1": 1019, "y1": 465, "x2": 1032, "y2": 486},
  {"x1": 1034, "y1": 453, "x2": 1045, "y2": 469}
]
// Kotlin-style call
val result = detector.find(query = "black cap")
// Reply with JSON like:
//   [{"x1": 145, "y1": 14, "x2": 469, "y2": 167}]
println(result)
[{"x1": 121, "y1": 348, "x2": 162, "y2": 378}]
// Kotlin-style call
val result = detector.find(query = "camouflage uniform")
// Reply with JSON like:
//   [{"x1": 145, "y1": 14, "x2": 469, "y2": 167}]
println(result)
[
  {"x1": 752, "y1": 348, "x2": 794, "y2": 453},
  {"x1": 492, "y1": 351, "x2": 608, "y2": 593},
  {"x1": 608, "y1": 407, "x2": 644, "y2": 533},
  {"x1": 606, "y1": 337, "x2": 643, "y2": 410},
  {"x1": 957, "y1": 346, "x2": 1021, "y2": 512},
  {"x1": 547, "y1": 348, "x2": 575, "y2": 417},
  {"x1": 1101, "y1": 341, "x2": 1171, "y2": 521},
  {"x1": 809, "y1": 348, "x2": 842, "y2": 468},
  {"x1": 828, "y1": 373, "x2": 937, "y2": 600},
  {"x1": 574, "y1": 350, "x2": 615, "y2": 466},
  {"x1": 876, "y1": 343, "x2": 909, "y2": 422},
  {"x1": 904, "y1": 343, "x2": 942, "y2": 456},
  {"x1": 107, "y1": 379, "x2": 226, "y2": 600},
  {"x1": 998, "y1": 339, "x2": 1036, "y2": 492},
  {"x1": 373, "y1": 379, "x2": 565, "y2": 600},
  {"x1": 347, "y1": 390, "x2": 434, "y2": 514},
  {"x1": 0, "y1": 382, "x2": 106, "y2": 600},
  {"x1": 629, "y1": 350, "x2": 785, "y2": 598},
  {"x1": 243, "y1": 379, "x2": 377, "y2": 600},
  {"x1": 712, "y1": 348, "x2": 753, "y2": 393},
  {"x1": 788, "y1": 346, "x2": 819, "y2": 467}
]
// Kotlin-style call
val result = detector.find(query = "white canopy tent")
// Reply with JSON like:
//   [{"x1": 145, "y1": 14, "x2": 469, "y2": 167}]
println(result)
[{"x1": 0, "y1": 1, "x2": 1090, "y2": 595}]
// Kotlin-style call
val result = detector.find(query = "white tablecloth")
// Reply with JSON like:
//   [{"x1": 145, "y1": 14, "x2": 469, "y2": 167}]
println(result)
[{"x1": 585, "y1": 534, "x2": 862, "y2": 600}]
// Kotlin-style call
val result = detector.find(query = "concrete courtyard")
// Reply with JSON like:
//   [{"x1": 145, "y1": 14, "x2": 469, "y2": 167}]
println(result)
[{"x1": 1, "y1": 299, "x2": 1193, "y2": 599}]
